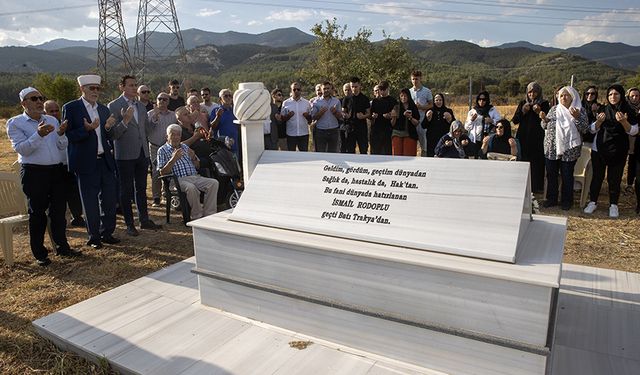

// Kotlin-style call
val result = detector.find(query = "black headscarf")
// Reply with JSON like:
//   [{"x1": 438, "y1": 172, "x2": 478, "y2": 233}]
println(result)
[
  {"x1": 596, "y1": 84, "x2": 638, "y2": 160},
  {"x1": 432, "y1": 93, "x2": 455, "y2": 123},
  {"x1": 490, "y1": 119, "x2": 513, "y2": 155},
  {"x1": 474, "y1": 91, "x2": 493, "y2": 117}
]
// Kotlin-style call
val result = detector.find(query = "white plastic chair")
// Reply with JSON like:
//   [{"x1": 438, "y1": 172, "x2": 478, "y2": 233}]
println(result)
[
  {"x1": 0, "y1": 171, "x2": 29, "y2": 266},
  {"x1": 573, "y1": 146, "x2": 592, "y2": 208}
]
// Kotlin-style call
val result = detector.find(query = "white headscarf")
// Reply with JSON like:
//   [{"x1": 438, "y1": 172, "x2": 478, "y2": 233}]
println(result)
[{"x1": 555, "y1": 86, "x2": 582, "y2": 156}]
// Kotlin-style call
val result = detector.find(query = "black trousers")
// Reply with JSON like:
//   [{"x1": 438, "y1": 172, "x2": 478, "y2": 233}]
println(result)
[
  {"x1": 117, "y1": 148, "x2": 150, "y2": 227},
  {"x1": 545, "y1": 158, "x2": 577, "y2": 206},
  {"x1": 287, "y1": 135, "x2": 309, "y2": 151},
  {"x1": 64, "y1": 169, "x2": 83, "y2": 220},
  {"x1": 627, "y1": 153, "x2": 637, "y2": 186},
  {"x1": 589, "y1": 151, "x2": 625, "y2": 205},
  {"x1": 20, "y1": 164, "x2": 70, "y2": 260},
  {"x1": 370, "y1": 128, "x2": 391, "y2": 155}
]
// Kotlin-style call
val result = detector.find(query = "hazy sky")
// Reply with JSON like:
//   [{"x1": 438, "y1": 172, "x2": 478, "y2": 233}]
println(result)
[{"x1": 0, "y1": 0, "x2": 638, "y2": 48}]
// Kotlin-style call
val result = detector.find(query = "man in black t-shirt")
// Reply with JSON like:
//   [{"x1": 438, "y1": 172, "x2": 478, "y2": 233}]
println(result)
[
  {"x1": 343, "y1": 77, "x2": 371, "y2": 154},
  {"x1": 167, "y1": 79, "x2": 185, "y2": 111},
  {"x1": 369, "y1": 80, "x2": 397, "y2": 155}
]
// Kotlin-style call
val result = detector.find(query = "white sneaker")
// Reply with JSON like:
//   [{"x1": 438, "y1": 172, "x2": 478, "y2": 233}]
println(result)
[
  {"x1": 609, "y1": 204, "x2": 619, "y2": 218},
  {"x1": 583, "y1": 201, "x2": 597, "y2": 214}
]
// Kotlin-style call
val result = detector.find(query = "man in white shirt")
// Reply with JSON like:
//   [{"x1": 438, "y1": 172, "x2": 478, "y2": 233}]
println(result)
[
  {"x1": 409, "y1": 70, "x2": 433, "y2": 156},
  {"x1": 281, "y1": 82, "x2": 312, "y2": 151}
]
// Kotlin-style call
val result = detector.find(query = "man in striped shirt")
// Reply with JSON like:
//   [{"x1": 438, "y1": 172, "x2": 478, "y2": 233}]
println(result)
[{"x1": 157, "y1": 124, "x2": 218, "y2": 220}]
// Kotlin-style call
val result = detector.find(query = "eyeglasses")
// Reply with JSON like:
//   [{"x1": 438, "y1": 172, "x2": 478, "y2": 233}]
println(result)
[
  {"x1": 28, "y1": 96, "x2": 45, "y2": 102},
  {"x1": 140, "y1": 90, "x2": 150, "y2": 94},
  {"x1": 86, "y1": 86, "x2": 101, "y2": 92},
  {"x1": 158, "y1": 97, "x2": 169, "y2": 101},
  {"x1": 292, "y1": 88, "x2": 301, "y2": 92}
]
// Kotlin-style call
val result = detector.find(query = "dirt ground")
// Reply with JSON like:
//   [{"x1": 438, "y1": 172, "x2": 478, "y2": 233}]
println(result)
[{"x1": 0, "y1": 114, "x2": 638, "y2": 374}]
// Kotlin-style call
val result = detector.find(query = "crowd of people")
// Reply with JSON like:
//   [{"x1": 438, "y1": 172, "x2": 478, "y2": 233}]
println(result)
[{"x1": 5, "y1": 70, "x2": 640, "y2": 266}]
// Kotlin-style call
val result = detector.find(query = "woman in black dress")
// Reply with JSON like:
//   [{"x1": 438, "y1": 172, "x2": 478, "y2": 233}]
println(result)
[
  {"x1": 584, "y1": 84, "x2": 639, "y2": 218},
  {"x1": 422, "y1": 93, "x2": 454, "y2": 157},
  {"x1": 513, "y1": 82, "x2": 550, "y2": 193}
]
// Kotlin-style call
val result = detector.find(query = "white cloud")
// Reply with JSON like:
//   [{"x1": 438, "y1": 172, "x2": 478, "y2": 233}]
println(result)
[
  {"x1": 552, "y1": 9, "x2": 640, "y2": 48},
  {"x1": 247, "y1": 20, "x2": 262, "y2": 26},
  {"x1": 266, "y1": 10, "x2": 313, "y2": 22},
  {"x1": 198, "y1": 8, "x2": 221, "y2": 17},
  {"x1": 468, "y1": 39, "x2": 498, "y2": 48}
]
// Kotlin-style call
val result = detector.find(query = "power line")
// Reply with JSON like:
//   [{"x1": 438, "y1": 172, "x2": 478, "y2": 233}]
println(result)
[{"x1": 212, "y1": 0, "x2": 640, "y2": 29}]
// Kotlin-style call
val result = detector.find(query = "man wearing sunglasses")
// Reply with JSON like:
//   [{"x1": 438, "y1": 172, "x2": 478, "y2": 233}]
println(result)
[
  {"x1": 137, "y1": 85, "x2": 154, "y2": 112},
  {"x1": 63, "y1": 74, "x2": 119, "y2": 250},
  {"x1": 281, "y1": 82, "x2": 312, "y2": 151},
  {"x1": 7, "y1": 87, "x2": 82, "y2": 266},
  {"x1": 147, "y1": 93, "x2": 177, "y2": 206}
]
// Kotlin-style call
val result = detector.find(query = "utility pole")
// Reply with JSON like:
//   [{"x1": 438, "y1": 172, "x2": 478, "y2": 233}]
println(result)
[
  {"x1": 134, "y1": 0, "x2": 186, "y2": 80},
  {"x1": 97, "y1": 0, "x2": 133, "y2": 85}
]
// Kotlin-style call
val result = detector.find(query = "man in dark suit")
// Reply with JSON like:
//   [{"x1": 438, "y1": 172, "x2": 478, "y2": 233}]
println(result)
[
  {"x1": 108, "y1": 75, "x2": 161, "y2": 236},
  {"x1": 63, "y1": 74, "x2": 120, "y2": 249}
]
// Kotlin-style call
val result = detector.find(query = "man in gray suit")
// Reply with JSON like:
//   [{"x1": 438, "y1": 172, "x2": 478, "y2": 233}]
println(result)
[{"x1": 108, "y1": 75, "x2": 161, "y2": 236}]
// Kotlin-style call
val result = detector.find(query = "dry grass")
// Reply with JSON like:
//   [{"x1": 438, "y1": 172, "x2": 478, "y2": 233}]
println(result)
[{"x1": 0, "y1": 109, "x2": 639, "y2": 374}]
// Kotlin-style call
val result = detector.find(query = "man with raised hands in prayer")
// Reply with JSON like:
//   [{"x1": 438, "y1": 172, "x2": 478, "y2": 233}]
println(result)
[
  {"x1": 7, "y1": 87, "x2": 81, "y2": 266},
  {"x1": 63, "y1": 74, "x2": 120, "y2": 250}
]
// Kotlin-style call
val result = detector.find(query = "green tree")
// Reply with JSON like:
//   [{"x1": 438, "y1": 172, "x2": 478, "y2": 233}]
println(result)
[
  {"x1": 303, "y1": 19, "x2": 413, "y2": 95},
  {"x1": 33, "y1": 73, "x2": 78, "y2": 105}
]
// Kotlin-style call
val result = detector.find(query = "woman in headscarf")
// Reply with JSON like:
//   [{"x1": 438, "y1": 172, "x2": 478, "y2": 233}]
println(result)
[
  {"x1": 625, "y1": 87, "x2": 640, "y2": 197},
  {"x1": 538, "y1": 86, "x2": 589, "y2": 210},
  {"x1": 435, "y1": 120, "x2": 474, "y2": 158},
  {"x1": 513, "y1": 82, "x2": 550, "y2": 194},
  {"x1": 626, "y1": 87, "x2": 640, "y2": 213},
  {"x1": 481, "y1": 119, "x2": 517, "y2": 158},
  {"x1": 422, "y1": 93, "x2": 455, "y2": 157},
  {"x1": 391, "y1": 88, "x2": 420, "y2": 156},
  {"x1": 584, "y1": 84, "x2": 639, "y2": 218},
  {"x1": 465, "y1": 91, "x2": 501, "y2": 157},
  {"x1": 581, "y1": 86, "x2": 601, "y2": 144}
]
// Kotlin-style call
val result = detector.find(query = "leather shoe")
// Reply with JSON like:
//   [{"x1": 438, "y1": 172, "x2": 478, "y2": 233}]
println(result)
[
  {"x1": 56, "y1": 248, "x2": 82, "y2": 257},
  {"x1": 70, "y1": 217, "x2": 86, "y2": 227},
  {"x1": 86, "y1": 239, "x2": 102, "y2": 249},
  {"x1": 36, "y1": 258, "x2": 51, "y2": 267},
  {"x1": 102, "y1": 235, "x2": 121, "y2": 244},
  {"x1": 140, "y1": 220, "x2": 162, "y2": 230},
  {"x1": 126, "y1": 226, "x2": 140, "y2": 236}
]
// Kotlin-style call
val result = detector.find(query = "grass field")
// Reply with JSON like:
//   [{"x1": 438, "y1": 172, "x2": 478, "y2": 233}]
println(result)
[{"x1": 0, "y1": 108, "x2": 638, "y2": 374}]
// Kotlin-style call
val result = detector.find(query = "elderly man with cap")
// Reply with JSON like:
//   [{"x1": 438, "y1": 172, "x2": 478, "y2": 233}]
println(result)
[
  {"x1": 147, "y1": 91, "x2": 177, "y2": 207},
  {"x1": 44, "y1": 99, "x2": 85, "y2": 228},
  {"x1": 108, "y1": 75, "x2": 162, "y2": 236},
  {"x1": 62, "y1": 74, "x2": 119, "y2": 249},
  {"x1": 7, "y1": 87, "x2": 81, "y2": 266}
]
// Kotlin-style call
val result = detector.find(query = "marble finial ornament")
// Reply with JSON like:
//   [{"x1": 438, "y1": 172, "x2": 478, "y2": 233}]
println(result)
[{"x1": 233, "y1": 82, "x2": 271, "y2": 121}]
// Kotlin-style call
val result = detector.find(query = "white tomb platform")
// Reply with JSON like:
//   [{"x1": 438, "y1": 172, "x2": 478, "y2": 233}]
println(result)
[{"x1": 190, "y1": 152, "x2": 565, "y2": 375}]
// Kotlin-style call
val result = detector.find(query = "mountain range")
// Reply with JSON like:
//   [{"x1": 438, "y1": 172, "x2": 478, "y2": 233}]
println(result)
[{"x1": 0, "y1": 28, "x2": 634, "y2": 74}]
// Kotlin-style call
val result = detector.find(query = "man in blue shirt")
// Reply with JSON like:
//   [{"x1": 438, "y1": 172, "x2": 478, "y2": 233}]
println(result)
[
  {"x1": 7, "y1": 87, "x2": 81, "y2": 266},
  {"x1": 158, "y1": 124, "x2": 219, "y2": 220},
  {"x1": 311, "y1": 81, "x2": 343, "y2": 153}
]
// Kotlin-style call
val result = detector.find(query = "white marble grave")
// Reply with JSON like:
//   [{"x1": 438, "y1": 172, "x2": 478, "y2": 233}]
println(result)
[{"x1": 230, "y1": 151, "x2": 531, "y2": 263}]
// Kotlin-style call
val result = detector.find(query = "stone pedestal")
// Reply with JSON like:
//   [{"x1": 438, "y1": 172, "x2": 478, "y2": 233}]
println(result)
[{"x1": 190, "y1": 145, "x2": 564, "y2": 375}]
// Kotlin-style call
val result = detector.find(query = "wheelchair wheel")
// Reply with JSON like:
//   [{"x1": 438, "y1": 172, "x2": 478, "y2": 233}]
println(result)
[
  {"x1": 227, "y1": 190, "x2": 242, "y2": 209},
  {"x1": 170, "y1": 195, "x2": 182, "y2": 211}
]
